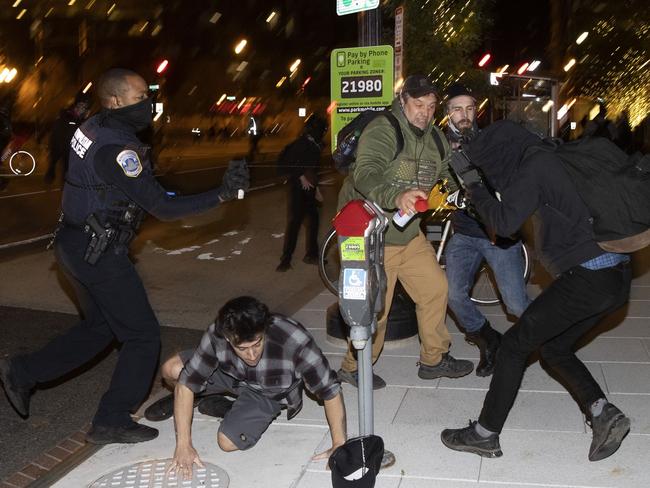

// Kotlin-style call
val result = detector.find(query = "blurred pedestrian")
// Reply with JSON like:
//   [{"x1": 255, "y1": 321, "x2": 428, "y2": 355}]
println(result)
[
  {"x1": 44, "y1": 92, "x2": 91, "y2": 184},
  {"x1": 276, "y1": 113, "x2": 327, "y2": 272},
  {"x1": 246, "y1": 116, "x2": 263, "y2": 161},
  {"x1": 143, "y1": 296, "x2": 346, "y2": 480},
  {"x1": 0, "y1": 68, "x2": 249, "y2": 445},
  {"x1": 0, "y1": 94, "x2": 15, "y2": 191},
  {"x1": 614, "y1": 111, "x2": 635, "y2": 154},
  {"x1": 583, "y1": 105, "x2": 616, "y2": 140}
]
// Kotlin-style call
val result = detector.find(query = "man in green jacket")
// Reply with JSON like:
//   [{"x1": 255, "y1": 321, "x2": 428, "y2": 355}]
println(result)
[{"x1": 337, "y1": 75, "x2": 473, "y2": 388}]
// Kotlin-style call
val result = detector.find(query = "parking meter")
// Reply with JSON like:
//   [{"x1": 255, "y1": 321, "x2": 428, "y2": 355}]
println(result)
[
  {"x1": 334, "y1": 199, "x2": 388, "y2": 342},
  {"x1": 333, "y1": 199, "x2": 388, "y2": 436}
]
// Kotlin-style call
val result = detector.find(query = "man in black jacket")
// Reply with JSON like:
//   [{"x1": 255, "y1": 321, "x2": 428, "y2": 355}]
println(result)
[
  {"x1": 276, "y1": 114, "x2": 327, "y2": 272},
  {"x1": 441, "y1": 120, "x2": 631, "y2": 462}
]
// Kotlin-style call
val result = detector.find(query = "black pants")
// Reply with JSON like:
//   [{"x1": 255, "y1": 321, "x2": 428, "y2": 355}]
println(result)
[
  {"x1": 280, "y1": 179, "x2": 319, "y2": 263},
  {"x1": 479, "y1": 262, "x2": 631, "y2": 433},
  {"x1": 13, "y1": 227, "x2": 160, "y2": 427}
]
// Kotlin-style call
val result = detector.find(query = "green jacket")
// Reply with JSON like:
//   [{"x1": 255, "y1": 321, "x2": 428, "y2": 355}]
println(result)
[{"x1": 338, "y1": 97, "x2": 455, "y2": 246}]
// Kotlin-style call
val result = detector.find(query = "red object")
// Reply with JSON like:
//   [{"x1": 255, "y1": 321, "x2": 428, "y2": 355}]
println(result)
[
  {"x1": 415, "y1": 198, "x2": 428, "y2": 213},
  {"x1": 156, "y1": 59, "x2": 169, "y2": 74},
  {"x1": 333, "y1": 200, "x2": 377, "y2": 237},
  {"x1": 478, "y1": 53, "x2": 491, "y2": 67}
]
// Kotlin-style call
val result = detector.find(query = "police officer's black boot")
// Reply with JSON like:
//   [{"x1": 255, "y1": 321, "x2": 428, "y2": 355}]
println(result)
[{"x1": 465, "y1": 321, "x2": 501, "y2": 377}]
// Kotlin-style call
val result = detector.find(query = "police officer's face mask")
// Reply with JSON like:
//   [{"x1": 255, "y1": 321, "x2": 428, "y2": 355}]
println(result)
[{"x1": 111, "y1": 97, "x2": 153, "y2": 132}]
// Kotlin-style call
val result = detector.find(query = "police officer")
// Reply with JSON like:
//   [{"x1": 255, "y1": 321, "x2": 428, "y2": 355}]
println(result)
[{"x1": 0, "y1": 68, "x2": 249, "y2": 445}]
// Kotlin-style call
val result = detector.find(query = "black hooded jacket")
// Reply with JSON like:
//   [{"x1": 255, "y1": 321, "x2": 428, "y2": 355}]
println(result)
[{"x1": 466, "y1": 120, "x2": 603, "y2": 275}]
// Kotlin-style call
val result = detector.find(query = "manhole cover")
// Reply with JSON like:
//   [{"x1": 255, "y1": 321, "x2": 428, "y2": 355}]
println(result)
[{"x1": 89, "y1": 459, "x2": 229, "y2": 487}]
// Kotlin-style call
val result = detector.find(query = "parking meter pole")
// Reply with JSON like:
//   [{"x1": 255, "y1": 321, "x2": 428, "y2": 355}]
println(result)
[
  {"x1": 333, "y1": 200, "x2": 393, "y2": 463},
  {"x1": 357, "y1": 322, "x2": 374, "y2": 435}
]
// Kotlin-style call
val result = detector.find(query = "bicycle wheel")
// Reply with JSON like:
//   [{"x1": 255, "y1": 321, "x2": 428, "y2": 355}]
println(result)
[
  {"x1": 318, "y1": 227, "x2": 340, "y2": 295},
  {"x1": 470, "y1": 243, "x2": 531, "y2": 305}
]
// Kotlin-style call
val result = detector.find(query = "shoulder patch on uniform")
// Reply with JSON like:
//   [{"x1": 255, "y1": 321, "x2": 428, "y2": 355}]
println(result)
[{"x1": 116, "y1": 150, "x2": 142, "y2": 177}]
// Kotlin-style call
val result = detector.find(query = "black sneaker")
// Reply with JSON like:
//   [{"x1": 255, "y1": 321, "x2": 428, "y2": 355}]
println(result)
[
  {"x1": 0, "y1": 359, "x2": 32, "y2": 418},
  {"x1": 144, "y1": 393, "x2": 204, "y2": 421},
  {"x1": 302, "y1": 255, "x2": 319, "y2": 265},
  {"x1": 418, "y1": 353, "x2": 473, "y2": 379},
  {"x1": 587, "y1": 403, "x2": 630, "y2": 461},
  {"x1": 337, "y1": 368, "x2": 386, "y2": 390},
  {"x1": 86, "y1": 422, "x2": 159, "y2": 445},
  {"x1": 197, "y1": 394, "x2": 234, "y2": 418},
  {"x1": 441, "y1": 421, "x2": 503, "y2": 458}
]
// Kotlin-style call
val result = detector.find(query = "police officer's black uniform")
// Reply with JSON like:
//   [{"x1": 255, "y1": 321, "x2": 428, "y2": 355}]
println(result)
[{"x1": 6, "y1": 98, "x2": 248, "y2": 442}]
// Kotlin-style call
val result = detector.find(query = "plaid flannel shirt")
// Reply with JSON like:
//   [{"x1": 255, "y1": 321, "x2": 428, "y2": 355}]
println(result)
[{"x1": 178, "y1": 314, "x2": 340, "y2": 419}]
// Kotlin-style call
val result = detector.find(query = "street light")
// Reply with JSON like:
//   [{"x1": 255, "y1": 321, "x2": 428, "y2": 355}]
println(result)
[
  {"x1": 234, "y1": 39, "x2": 247, "y2": 55},
  {"x1": 289, "y1": 59, "x2": 301, "y2": 73},
  {"x1": 576, "y1": 32, "x2": 589, "y2": 45},
  {"x1": 527, "y1": 60, "x2": 541, "y2": 72},
  {"x1": 563, "y1": 58, "x2": 576, "y2": 72},
  {"x1": 0, "y1": 67, "x2": 18, "y2": 83}
]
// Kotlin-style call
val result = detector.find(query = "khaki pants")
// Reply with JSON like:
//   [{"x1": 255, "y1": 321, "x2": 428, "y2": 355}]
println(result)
[{"x1": 341, "y1": 233, "x2": 451, "y2": 371}]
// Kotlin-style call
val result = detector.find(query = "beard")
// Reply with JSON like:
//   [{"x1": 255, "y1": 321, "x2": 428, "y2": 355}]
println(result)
[{"x1": 455, "y1": 118, "x2": 472, "y2": 130}]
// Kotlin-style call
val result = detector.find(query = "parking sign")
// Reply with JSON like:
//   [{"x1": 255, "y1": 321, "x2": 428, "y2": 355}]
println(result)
[
  {"x1": 336, "y1": 0, "x2": 380, "y2": 16},
  {"x1": 330, "y1": 45, "x2": 394, "y2": 151}
]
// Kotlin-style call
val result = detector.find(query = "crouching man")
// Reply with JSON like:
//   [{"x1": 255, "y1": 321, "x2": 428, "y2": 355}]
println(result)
[{"x1": 150, "y1": 296, "x2": 346, "y2": 478}]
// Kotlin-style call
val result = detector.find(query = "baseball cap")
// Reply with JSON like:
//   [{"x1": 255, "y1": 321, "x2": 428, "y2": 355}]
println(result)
[
  {"x1": 445, "y1": 83, "x2": 475, "y2": 101},
  {"x1": 402, "y1": 75, "x2": 438, "y2": 98}
]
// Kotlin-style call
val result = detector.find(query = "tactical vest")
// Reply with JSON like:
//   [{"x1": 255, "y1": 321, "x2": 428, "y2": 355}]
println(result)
[{"x1": 62, "y1": 114, "x2": 149, "y2": 227}]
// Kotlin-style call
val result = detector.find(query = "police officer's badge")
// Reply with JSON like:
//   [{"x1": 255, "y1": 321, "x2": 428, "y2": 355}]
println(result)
[{"x1": 116, "y1": 150, "x2": 142, "y2": 177}]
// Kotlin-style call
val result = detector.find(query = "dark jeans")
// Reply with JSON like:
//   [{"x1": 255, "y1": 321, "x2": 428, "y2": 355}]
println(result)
[
  {"x1": 280, "y1": 178, "x2": 319, "y2": 263},
  {"x1": 479, "y1": 262, "x2": 631, "y2": 433},
  {"x1": 446, "y1": 233, "x2": 531, "y2": 332},
  {"x1": 13, "y1": 227, "x2": 161, "y2": 427}
]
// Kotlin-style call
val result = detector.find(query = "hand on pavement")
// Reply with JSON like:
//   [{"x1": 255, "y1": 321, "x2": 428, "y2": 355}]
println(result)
[
  {"x1": 311, "y1": 441, "x2": 345, "y2": 466},
  {"x1": 167, "y1": 444, "x2": 205, "y2": 480}
]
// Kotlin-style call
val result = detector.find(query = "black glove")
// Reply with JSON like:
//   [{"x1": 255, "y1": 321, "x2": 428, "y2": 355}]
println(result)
[
  {"x1": 449, "y1": 148, "x2": 483, "y2": 189},
  {"x1": 219, "y1": 159, "x2": 250, "y2": 201}
]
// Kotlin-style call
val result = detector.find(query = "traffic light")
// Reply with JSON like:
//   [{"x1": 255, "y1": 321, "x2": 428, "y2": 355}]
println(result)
[{"x1": 156, "y1": 59, "x2": 169, "y2": 74}]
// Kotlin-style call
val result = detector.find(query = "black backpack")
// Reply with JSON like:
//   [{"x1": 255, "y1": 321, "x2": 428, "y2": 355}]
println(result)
[
  {"x1": 332, "y1": 109, "x2": 446, "y2": 174},
  {"x1": 540, "y1": 137, "x2": 650, "y2": 252}
]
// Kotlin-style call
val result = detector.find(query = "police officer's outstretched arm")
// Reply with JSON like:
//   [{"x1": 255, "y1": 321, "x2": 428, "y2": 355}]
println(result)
[{"x1": 94, "y1": 146, "x2": 249, "y2": 221}]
